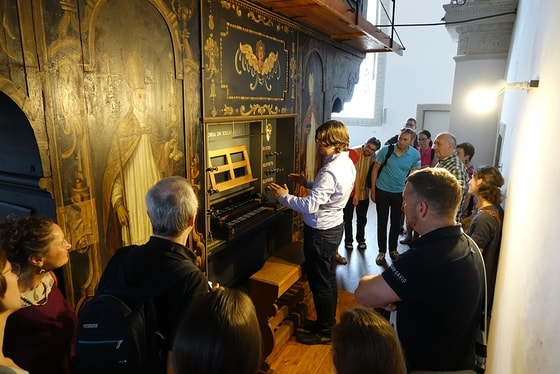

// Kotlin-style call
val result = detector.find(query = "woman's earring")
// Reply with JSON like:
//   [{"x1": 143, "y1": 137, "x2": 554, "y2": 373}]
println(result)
[{"x1": 39, "y1": 268, "x2": 46, "y2": 274}]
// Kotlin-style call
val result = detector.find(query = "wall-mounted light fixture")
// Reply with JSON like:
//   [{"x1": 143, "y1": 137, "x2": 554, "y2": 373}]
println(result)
[
  {"x1": 497, "y1": 79, "x2": 540, "y2": 95},
  {"x1": 467, "y1": 79, "x2": 540, "y2": 114}
]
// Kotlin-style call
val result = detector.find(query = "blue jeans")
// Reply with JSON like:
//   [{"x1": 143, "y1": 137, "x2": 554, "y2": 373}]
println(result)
[
  {"x1": 303, "y1": 223, "x2": 343, "y2": 336},
  {"x1": 375, "y1": 187, "x2": 403, "y2": 253}
]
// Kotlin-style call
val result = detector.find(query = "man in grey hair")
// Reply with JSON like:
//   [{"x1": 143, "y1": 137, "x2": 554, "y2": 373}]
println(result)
[
  {"x1": 97, "y1": 176, "x2": 209, "y2": 373},
  {"x1": 433, "y1": 132, "x2": 469, "y2": 223}
]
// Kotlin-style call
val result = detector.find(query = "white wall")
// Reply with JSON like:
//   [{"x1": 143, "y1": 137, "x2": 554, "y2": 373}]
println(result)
[
  {"x1": 382, "y1": 0, "x2": 456, "y2": 136},
  {"x1": 347, "y1": 1, "x2": 560, "y2": 371},
  {"x1": 448, "y1": 57, "x2": 508, "y2": 167},
  {"x1": 487, "y1": 0, "x2": 560, "y2": 372},
  {"x1": 345, "y1": 0, "x2": 457, "y2": 147}
]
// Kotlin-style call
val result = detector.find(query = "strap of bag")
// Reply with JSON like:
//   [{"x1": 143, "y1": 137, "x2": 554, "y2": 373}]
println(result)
[
  {"x1": 378, "y1": 144, "x2": 395, "y2": 176},
  {"x1": 366, "y1": 144, "x2": 394, "y2": 189},
  {"x1": 465, "y1": 234, "x2": 488, "y2": 374},
  {"x1": 480, "y1": 207, "x2": 501, "y2": 227},
  {"x1": 382, "y1": 144, "x2": 394, "y2": 170}
]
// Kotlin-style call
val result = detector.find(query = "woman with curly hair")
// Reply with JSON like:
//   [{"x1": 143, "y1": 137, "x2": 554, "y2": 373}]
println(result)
[
  {"x1": 466, "y1": 166, "x2": 505, "y2": 313},
  {"x1": 0, "y1": 215, "x2": 76, "y2": 374},
  {"x1": 0, "y1": 246, "x2": 28, "y2": 373}
]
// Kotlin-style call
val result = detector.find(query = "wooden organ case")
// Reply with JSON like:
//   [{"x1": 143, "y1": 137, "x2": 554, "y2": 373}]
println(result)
[
  {"x1": 204, "y1": 117, "x2": 295, "y2": 286},
  {"x1": 249, "y1": 249, "x2": 313, "y2": 371}
]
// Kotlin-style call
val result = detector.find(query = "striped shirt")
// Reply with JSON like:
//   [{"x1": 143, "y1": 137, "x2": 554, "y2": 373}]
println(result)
[
  {"x1": 436, "y1": 153, "x2": 469, "y2": 222},
  {"x1": 353, "y1": 147, "x2": 375, "y2": 200}
]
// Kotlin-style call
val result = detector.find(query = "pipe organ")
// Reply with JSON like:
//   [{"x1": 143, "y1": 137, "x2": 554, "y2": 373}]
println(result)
[{"x1": 204, "y1": 117, "x2": 295, "y2": 286}]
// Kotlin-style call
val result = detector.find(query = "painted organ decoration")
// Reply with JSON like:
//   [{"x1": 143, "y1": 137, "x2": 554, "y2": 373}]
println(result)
[
  {"x1": 202, "y1": 0, "x2": 296, "y2": 118},
  {"x1": 235, "y1": 40, "x2": 281, "y2": 91},
  {"x1": 101, "y1": 52, "x2": 180, "y2": 251},
  {"x1": 0, "y1": 0, "x2": 365, "y2": 307},
  {"x1": 1, "y1": 0, "x2": 202, "y2": 310}
]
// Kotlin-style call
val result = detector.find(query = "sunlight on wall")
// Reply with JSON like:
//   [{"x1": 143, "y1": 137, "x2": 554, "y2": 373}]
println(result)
[
  {"x1": 332, "y1": 53, "x2": 378, "y2": 119},
  {"x1": 332, "y1": 0, "x2": 387, "y2": 119},
  {"x1": 467, "y1": 88, "x2": 500, "y2": 114}
]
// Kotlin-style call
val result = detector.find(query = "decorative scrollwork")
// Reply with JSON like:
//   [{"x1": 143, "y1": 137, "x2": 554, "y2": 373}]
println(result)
[
  {"x1": 247, "y1": 11, "x2": 274, "y2": 27},
  {"x1": 223, "y1": 104, "x2": 234, "y2": 115},
  {"x1": 239, "y1": 103, "x2": 279, "y2": 116}
]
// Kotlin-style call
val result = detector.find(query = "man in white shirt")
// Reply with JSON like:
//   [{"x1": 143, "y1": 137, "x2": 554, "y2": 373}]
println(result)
[{"x1": 268, "y1": 120, "x2": 355, "y2": 345}]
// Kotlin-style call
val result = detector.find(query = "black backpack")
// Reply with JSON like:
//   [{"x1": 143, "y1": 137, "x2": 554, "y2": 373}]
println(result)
[
  {"x1": 73, "y1": 246, "x2": 187, "y2": 374},
  {"x1": 366, "y1": 144, "x2": 394, "y2": 189}
]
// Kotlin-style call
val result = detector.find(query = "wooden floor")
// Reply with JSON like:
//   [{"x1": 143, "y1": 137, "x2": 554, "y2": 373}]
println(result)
[{"x1": 267, "y1": 202, "x2": 410, "y2": 374}]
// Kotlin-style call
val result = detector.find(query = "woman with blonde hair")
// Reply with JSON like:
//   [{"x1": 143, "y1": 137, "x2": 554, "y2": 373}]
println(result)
[{"x1": 0, "y1": 247, "x2": 28, "y2": 374}]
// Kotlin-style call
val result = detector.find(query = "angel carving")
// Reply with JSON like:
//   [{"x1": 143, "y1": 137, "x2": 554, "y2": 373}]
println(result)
[{"x1": 235, "y1": 40, "x2": 280, "y2": 91}]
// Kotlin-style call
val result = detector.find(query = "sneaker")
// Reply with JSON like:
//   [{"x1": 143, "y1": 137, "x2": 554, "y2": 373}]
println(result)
[
  {"x1": 399, "y1": 236, "x2": 412, "y2": 245},
  {"x1": 296, "y1": 331, "x2": 332, "y2": 345},
  {"x1": 344, "y1": 242, "x2": 353, "y2": 250},
  {"x1": 375, "y1": 252, "x2": 387, "y2": 266},
  {"x1": 357, "y1": 242, "x2": 367, "y2": 250},
  {"x1": 389, "y1": 250, "x2": 399, "y2": 260}
]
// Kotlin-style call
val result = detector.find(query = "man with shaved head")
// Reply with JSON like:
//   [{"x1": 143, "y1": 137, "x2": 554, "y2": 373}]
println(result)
[{"x1": 432, "y1": 132, "x2": 469, "y2": 222}]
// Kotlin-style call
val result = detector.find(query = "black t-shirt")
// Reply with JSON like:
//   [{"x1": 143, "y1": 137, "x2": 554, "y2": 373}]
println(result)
[
  {"x1": 382, "y1": 225, "x2": 484, "y2": 371},
  {"x1": 467, "y1": 205, "x2": 503, "y2": 311}
]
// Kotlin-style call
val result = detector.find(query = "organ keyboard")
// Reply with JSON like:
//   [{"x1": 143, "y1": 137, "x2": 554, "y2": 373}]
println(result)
[{"x1": 209, "y1": 191, "x2": 276, "y2": 239}]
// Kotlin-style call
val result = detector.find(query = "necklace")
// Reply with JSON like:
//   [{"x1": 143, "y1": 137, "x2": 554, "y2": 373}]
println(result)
[{"x1": 20, "y1": 280, "x2": 49, "y2": 307}]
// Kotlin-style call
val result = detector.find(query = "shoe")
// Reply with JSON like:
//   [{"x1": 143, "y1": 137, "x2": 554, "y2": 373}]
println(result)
[
  {"x1": 389, "y1": 250, "x2": 399, "y2": 260},
  {"x1": 375, "y1": 252, "x2": 387, "y2": 266},
  {"x1": 302, "y1": 319, "x2": 318, "y2": 332},
  {"x1": 357, "y1": 242, "x2": 367, "y2": 250},
  {"x1": 344, "y1": 242, "x2": 353, "y2": 250},
  {"x1": 296, "y1": 331, "x2": 332, "y2": 345},
  {"x1": 335, "y1": 253, "x2": 348, "y2": 265},
  {"x1": 399, "y1": 236, "x2": 412, "y2": 245}
]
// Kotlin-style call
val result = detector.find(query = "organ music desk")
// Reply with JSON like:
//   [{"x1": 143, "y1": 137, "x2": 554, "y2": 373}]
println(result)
[{"x1": 248, "y1": 242, "x2": 312, "y2": 370}]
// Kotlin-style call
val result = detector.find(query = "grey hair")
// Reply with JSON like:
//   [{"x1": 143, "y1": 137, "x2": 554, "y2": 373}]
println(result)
[
  {"x1": 146, "y1": 176, "x2": 198, "y2": 237},
  {"x1": 437, "y1": 132, "x2": 457, "y2": 147}
]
